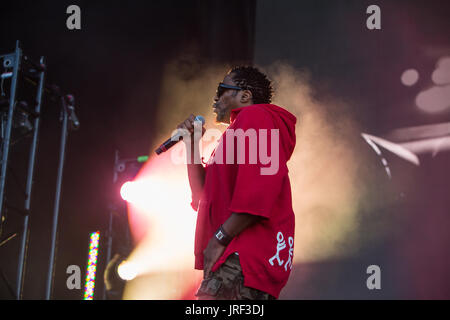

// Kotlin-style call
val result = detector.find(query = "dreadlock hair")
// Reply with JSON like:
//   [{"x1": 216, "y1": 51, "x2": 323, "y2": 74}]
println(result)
[{"x1": 229, "y1": 66, "x2": 273, "y2": 104}]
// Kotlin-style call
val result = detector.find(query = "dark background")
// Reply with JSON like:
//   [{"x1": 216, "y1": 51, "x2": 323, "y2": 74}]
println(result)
[
  {"x1": 0, "y1": 0, "x2": 449, "y2": 299},
  {"x1": 0, "y1": 0, "x2": 256, "y2": 299}
]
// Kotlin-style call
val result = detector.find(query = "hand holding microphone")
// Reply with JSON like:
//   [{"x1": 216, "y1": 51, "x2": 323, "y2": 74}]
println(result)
[{"x1": 155, "y1": 114, "x2": 205, "y2": 155}]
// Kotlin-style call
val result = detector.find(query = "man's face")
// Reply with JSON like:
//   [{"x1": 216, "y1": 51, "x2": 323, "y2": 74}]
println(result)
[{"x1": 212, "y1": 73, "x2": 242, "y2": 124}]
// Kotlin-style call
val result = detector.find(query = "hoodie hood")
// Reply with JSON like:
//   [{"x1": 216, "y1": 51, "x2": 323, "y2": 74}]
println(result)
[{"x1": 230, "y1": 104, "x2": 297, "y2": 160}]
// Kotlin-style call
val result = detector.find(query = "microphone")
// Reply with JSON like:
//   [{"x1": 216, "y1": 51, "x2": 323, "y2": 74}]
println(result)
[{"x1": 155, "y1": 115, "x2": 205, "y2": 155}]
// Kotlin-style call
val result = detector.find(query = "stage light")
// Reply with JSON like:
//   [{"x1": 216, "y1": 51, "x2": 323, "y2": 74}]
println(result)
[
  {"x1": 84, "y1": 231, "x2": 100, "y2": 300},
  {"x1": 416, "y1": 85, "x2": 450, "y2": 113},
  {"x1": 115, "y1": 155, "x2": 149, "y2": 203},
  {"x1": 416, "y1": 56, "x2": 450, "y2": 113},
  {"x1": 137, "y1": 155, "x2": 149, "y2": 163},
  {"x1": 104, "y1": 254, "x2": 137, "y2": 299},
  {"x1": 401, "y1": 69, "x2": 419, "y2": 86},
  {"x1": 431, "y1": 56, "x2": 450, "y2": 85},
  {"x1": 117, "y1": 260, "x2": 138, "y2": 281},
  {"x1": 119, "y1": 180, "x2": 155, "y2": 205},
  {"x1": 120, "y1": 181, "x2": 133, "y2": 201},
  {"x1": 119, "y1": 180, "x2": 148, "y2": 203}
]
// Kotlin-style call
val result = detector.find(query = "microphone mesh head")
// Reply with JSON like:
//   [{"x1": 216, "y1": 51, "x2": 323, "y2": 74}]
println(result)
[{"x1": 195, "y1": 115, "x2": 205, "y2": 125}]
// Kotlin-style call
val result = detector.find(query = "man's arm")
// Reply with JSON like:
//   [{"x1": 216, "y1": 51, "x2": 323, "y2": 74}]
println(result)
[
  {"x1": 203, "y1": 212, "x2": 264, "y2": 278},
  {"x1": 187, "y1": 141, "x2": 206, "y2": 207},
  {"x1": 222, "y1": 212, "x2": 263, "y2": 238},
  {"x1": 178, "y1": 114, "x2": 206, "y2": 208}
]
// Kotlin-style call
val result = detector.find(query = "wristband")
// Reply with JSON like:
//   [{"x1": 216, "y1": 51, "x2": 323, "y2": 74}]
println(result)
[{"x1": 214, "y1": 225, "x2": 233, "y2": 246}]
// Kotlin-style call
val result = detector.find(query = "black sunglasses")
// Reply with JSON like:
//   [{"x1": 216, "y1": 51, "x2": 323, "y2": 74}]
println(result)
[{"x1": 217, "y1": 82, "x2": 243, "y2": 97}]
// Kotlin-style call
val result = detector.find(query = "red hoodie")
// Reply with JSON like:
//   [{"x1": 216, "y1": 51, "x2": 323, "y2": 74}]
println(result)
[{"x1": 193, "y1": 104, "x2": 297, "y2": 298}]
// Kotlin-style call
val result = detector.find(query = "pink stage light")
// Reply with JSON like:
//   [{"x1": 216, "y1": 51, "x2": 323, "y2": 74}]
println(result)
[
  {"x1": 120, "y1": 181, "x2": 133, "y2": 202},
  {"x1": 416, "y1": 85, "x2": 450, "y2": 113},
  {"x1": 401, "y1": 69, "x2": 419, "y2": 86},
  {"x1": 431, "y1": 56, "x2": 450, "y2": 86}
]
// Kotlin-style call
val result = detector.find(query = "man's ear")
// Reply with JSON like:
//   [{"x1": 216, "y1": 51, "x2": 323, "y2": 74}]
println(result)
[{"x1": 241, "y1": 90, "x2": 253, "y2": 104}]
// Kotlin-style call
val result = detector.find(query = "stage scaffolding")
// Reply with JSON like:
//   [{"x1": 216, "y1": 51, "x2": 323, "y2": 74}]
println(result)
[{"x1": 0, "y1": 41, "x2": 79, "y2": 299}]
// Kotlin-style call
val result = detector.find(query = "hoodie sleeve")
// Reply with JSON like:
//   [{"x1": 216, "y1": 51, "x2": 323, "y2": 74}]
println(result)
[{"x1": 228, "y1": 106, "x2": 288, "y2": 218}]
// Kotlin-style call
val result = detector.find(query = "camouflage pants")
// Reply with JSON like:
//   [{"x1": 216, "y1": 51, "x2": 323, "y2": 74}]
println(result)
[{"x1": 195, "y1": 253, "x2": 275, "y2": 300}]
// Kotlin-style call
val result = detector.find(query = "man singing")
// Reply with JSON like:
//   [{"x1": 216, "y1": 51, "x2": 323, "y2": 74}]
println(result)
[{"x1": 178, "y1": 66, "x2": 297, "y2": 300}]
